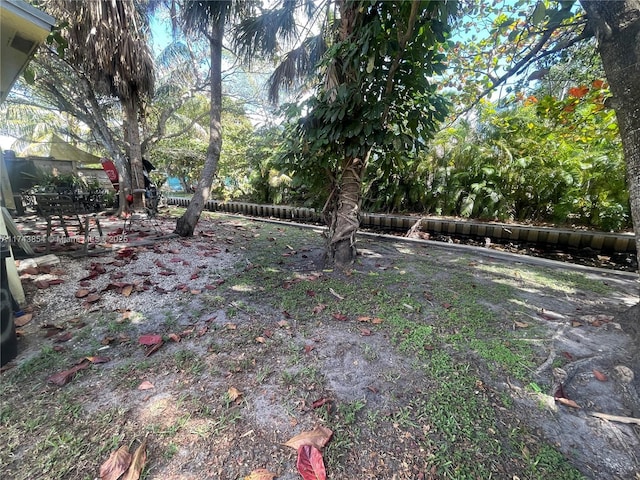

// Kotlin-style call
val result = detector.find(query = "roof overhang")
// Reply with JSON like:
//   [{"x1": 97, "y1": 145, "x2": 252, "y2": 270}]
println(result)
[{"x1": 1, "y1": 0, "x2": 56, "y2": 102}]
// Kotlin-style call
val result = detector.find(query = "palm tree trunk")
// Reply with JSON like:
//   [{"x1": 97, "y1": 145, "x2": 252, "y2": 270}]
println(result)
[
  {"x1": 175, "y1": 16, "x2": 224, "y2": 237},
  {"x1": 325, "y1": 153, "x2": 369, "y2": 268}
]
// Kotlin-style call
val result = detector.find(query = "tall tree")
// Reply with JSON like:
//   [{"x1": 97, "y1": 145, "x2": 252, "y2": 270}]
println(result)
[
  {"x1": 174, "y1": 0, "x2": 253, "y2": 236},
  {"x1": 578, "y1": 1, "x2": 640, "y2": 275},
  {"x1": 51, "y1": 0, "x2": 156, "y2": 210},
  {"x1": 238, "y1": 0, "x2": 457, "y2": 268}
]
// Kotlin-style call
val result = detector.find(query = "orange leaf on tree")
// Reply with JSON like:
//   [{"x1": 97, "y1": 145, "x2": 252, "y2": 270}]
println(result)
[{"x1": 568, "y1": 85, "x2": 589, "y2": 98}]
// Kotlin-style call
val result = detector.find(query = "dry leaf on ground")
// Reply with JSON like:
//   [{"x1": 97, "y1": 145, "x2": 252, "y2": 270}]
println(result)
[
  {"x1": 228, "y1": 386, "x2": 243, "y2": 402},
  {"x1": 138, "y1": 381, "x2": 154, "y2": 390},
  {"x1": 284, "y1": 426, "x2": 333, "y2": 451},
  {"x1": 122, "y1": 438, "x2": 147, "y2": 480},
  {"x1": 99, "y1": 445, "x2": 132, "y2": 480},
  {"x1": 244, "y1": 468, "x2": 277, "y2": 480},
  {"x1": 593, "y1": 370, "x2": 608, "y2": 382}
]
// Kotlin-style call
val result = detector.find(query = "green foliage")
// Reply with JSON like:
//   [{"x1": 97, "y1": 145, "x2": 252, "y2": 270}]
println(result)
[
  {"x1": 361, "y1": 92, "x2": 628, "y2": 230},
  {"x1": 278, "y1": 1, "x2": 456, "y2": 198}
]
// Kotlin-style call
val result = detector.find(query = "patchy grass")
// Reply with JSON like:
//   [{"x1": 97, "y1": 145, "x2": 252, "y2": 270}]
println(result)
[{"x1": 1, "y1": 212, "x2": 634, "y2": 479}]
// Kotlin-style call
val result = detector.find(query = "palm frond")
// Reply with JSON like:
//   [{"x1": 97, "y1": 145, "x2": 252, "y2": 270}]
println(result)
[
  {"x1": 234, "y1": 0, "x2": 312, "y2": 63},
  {"x1": 267, "y1": 33, "x2": 326, "y2": 102}
]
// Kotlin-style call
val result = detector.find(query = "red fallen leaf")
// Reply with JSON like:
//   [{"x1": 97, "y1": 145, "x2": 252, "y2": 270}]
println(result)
[
  {"x1": 332, "y1": 313, "x2": 348, "y2": 321},
  {"x1": 311, "y1": 398, "x2": 332, "y2": 409},
  {"x1": 263, "y1": 329, "x2": 273, "y2": 338},
  {"x1": 122, "y1": 438, "x2": 147, "y2": 480},
  {"x1": 593, "y1": 370, "x2": 608, "y2": 382},
  {"x1": 99, "y1": 445, "x2": 132, "y2": 480},
  {"x1": 21, "y1": 266, "x2": 40, "y2": 275},
  {"x1": 47, "y1": 359, "x2": 91, "y2": 386},
  {"x1": 110, "y1": 271, "x2": 126, "y2": 279},
  {"x1": 117, "y1": 247, "x2": 136, "y2": 258},
  {"x1": 442, "y1": 302, "x2": 453, "y2": 309},
  {"x1": 47, "y1": 279, "x2": 64, "y2": 285},
  {"x1": 35, "y1": 280, "x2": 50, "y2": 289},
  {"x1": 154, "y1": 286, "x2": 168, "y2": 294},
  {"x1": 562, "y1": 351, "x2": 574, "y2": 360},
  {"x1": 39, "y1": 265, "x2": 52, "y2": 274},
  {"x1": 55, "y1": 332, "x2": 73, "y2": 343},
  {"x1": 134, "y1": 271, "x2": 152, "y2": 276},
  {"x1": 79, "y1": 280, "x2": 91, "y2": 287},
  {"x1": 190, "y1": 274, "x2": 199, "y2": 280},
  {"x1": 296, "y1": 445, "x2": 326, "y2": 480},
  {"x1": 359, "y1": 328, "x2": 372, "y2": 336},
  {"x1": 139, "y1": 334, "x2": 162, "y2": 346},
  {"x1": 367, "y1": 385, "x2": 379, "y2": 393},
  {"x1": 167, "y1": 333, "x2": 181, "y2": 342},
  {"x1": 198, "y1": 326, "x2": 208, "y2": 336},
  {"x1": 304, "y1": 345, "x2": 315, "y2": 354},
  {"x1": 306, "y1": 290, "x2": 316, "y2": 297},
  {"x1": 153, "y1": 259, "x2": 166, "y2": 268},
  {"x1": 169, "y1": 257, "x2": 182, "y2": 263},
  {"x1": 159, "y1": 270, "x2": 175, "y2": 276},
  {"x1": 204, "y1": 284, "x2": 217, "y2": 290},
  {"x1": 53, "y1": 345, "x2": 65, "y2": 352}
]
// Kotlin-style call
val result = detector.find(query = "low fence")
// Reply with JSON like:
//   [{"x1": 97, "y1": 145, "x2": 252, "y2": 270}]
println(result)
[{"x1": 166, "y1": 197, "x2": 636, "y2": 254}]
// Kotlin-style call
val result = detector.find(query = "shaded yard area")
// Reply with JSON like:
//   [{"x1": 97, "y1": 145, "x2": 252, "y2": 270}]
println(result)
[{"x1": 1, "y1": 209, "x2": 639, "y2": 479}]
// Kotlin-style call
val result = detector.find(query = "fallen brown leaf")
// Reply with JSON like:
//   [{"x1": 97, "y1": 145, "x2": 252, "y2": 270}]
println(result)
[
  {"x1": 14, "y1": 313, "x2": 33, "y2": 327},
  {"x1": 228, "y1": 386, "x2": 243, "y2": 402},
  {"x1": 244, "y1": 468, "x2": 276, "y2": 480},
  {"x1": 122, "y1": 438, "x2": 147, "y2": 480},
  {"x1": 138, "y1": 381, "x2": 154, "y2": 391},
  {"x1": 284, "y1": 425, "x2": 333, "y2": 450},
  {"x1": 99, "y1": 445, "x2": 132, "y2": 480},
  {"x1": 555, "y1": 397, "x2": 581, "y2": 409},
  {"x1": 47, "y1": 359, "x2": 91, "y2": 386}
]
